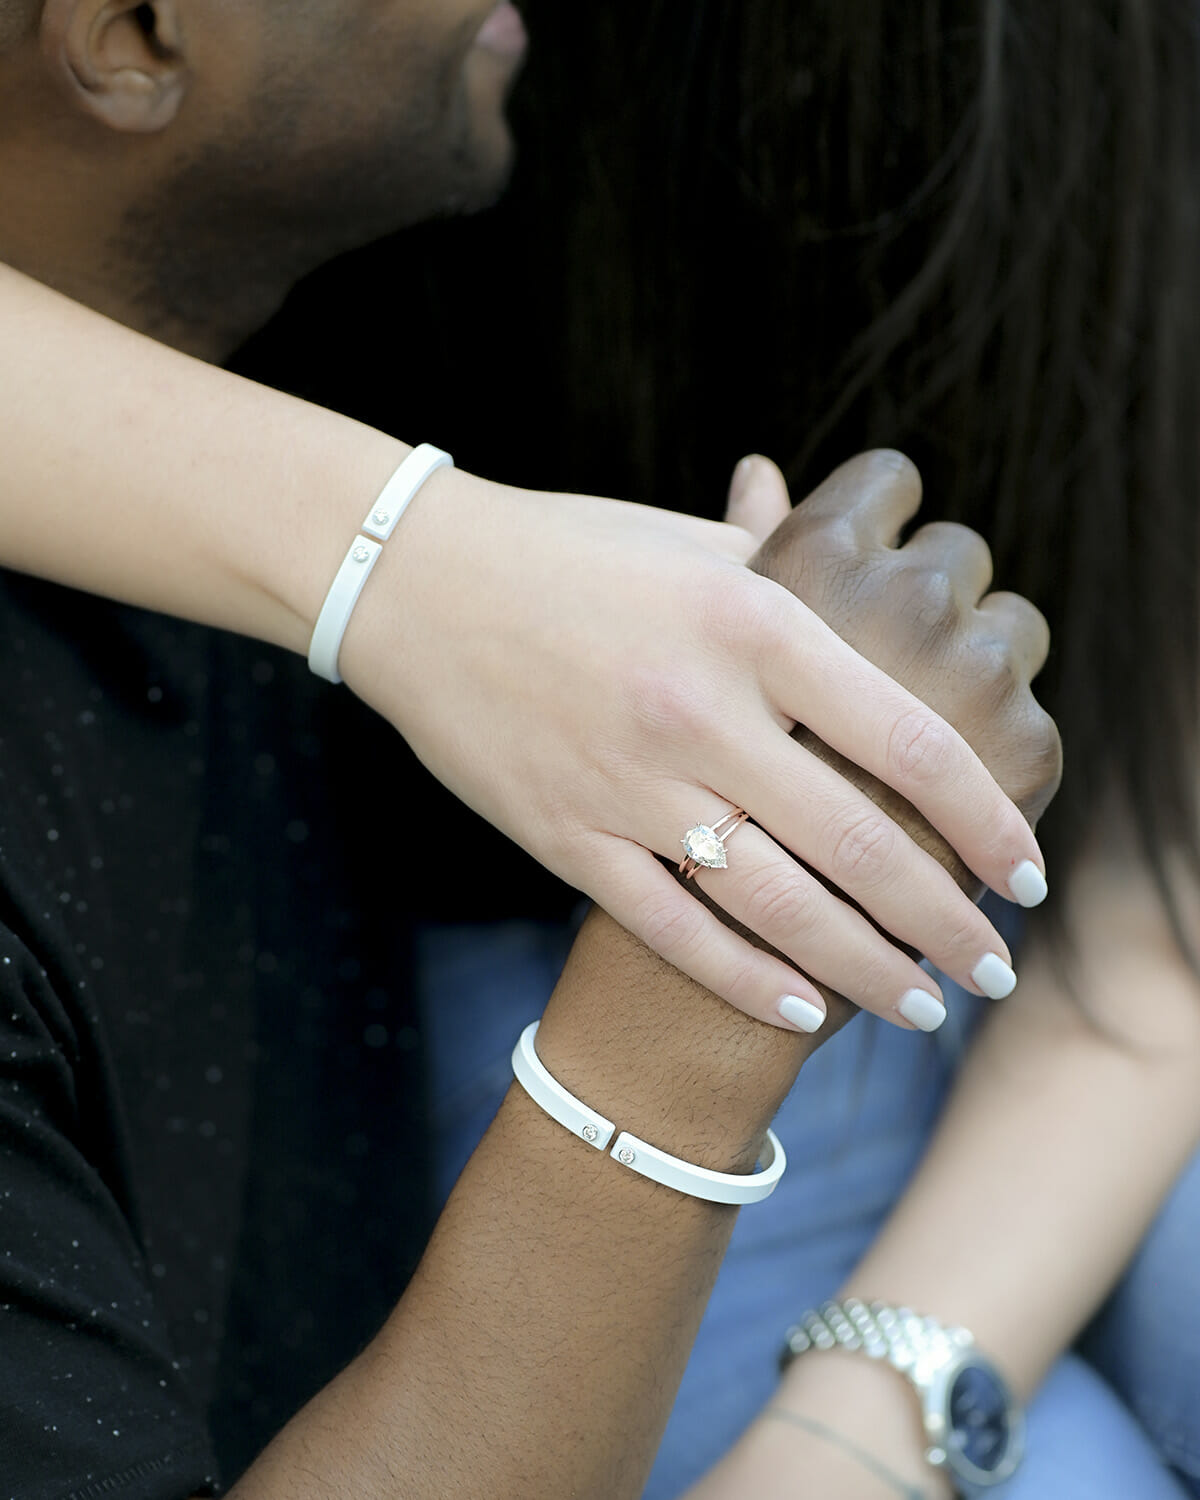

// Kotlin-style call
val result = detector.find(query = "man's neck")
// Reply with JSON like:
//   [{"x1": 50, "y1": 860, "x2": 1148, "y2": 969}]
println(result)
[{"x1": 0, "y1": 157, "x2": 297, "y2": 361}]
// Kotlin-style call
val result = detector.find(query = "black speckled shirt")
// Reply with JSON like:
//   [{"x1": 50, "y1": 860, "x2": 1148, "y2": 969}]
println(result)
[{"x1": 0, "y1": 574, "x2": 431, "y2": 1499}]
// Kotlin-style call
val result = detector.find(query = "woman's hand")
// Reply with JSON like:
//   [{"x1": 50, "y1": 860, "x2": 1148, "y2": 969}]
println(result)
[{"x1": 338, "y1": 448, "x2": 1051, "y2": 1033}]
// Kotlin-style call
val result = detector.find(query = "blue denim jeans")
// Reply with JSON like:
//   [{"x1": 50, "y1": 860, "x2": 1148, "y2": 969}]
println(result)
[{"x1": 416, "y1": 920, "x2": 1200, "y2": 1499}]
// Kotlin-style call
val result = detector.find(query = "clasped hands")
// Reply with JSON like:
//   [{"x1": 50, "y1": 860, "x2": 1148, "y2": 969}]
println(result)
[
  {"x1": 348, "y1": 447, "x2": 1057, "y2": 1036},
  {"x1": 723, "y1": 447, "x2": 1061, "y2": 1031},
  {"x1": 536, "y1": 448, "x2": 1060, "y2": 1168}
]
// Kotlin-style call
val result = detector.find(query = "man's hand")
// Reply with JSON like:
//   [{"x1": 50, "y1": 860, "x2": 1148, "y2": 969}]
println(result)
[
  {"x1": 706, "y1": 450, "x2": 1062, "y2": 1031},
  {"x1": 750, "y1": 450, "x2": 1059, "y2": 830}
]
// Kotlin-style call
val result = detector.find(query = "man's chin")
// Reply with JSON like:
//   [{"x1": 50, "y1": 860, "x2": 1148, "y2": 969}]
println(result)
[{"x1": 437, "y1": 127, "x2": 517, "y2": 221}]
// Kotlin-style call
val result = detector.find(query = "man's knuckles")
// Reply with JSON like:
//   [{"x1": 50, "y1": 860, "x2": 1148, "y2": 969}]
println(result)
[
  {"x1": 747, "y1": 451, "x2": 1059, "y2": 825},
  {"x1": 983, "y1": 708, "x2": 1062, "y2": 823}
]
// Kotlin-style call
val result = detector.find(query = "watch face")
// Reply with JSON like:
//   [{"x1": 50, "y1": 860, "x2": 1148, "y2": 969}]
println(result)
[
  {"x1": 948, "y1": 1361, "x2": 1012, "y2": 1472},
  {"x1": 937, "y1": 1354, "x2": 1024, "y2": 1486}
]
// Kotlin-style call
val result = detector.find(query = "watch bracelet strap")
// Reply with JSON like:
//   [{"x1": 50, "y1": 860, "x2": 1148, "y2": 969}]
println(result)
[
  {"x1": 780, "y1": 1299, "x2": 1024, "y2": 1497},
  {"x1": 781, "y1": 1298, "x2": 976, "y2": 1377}
]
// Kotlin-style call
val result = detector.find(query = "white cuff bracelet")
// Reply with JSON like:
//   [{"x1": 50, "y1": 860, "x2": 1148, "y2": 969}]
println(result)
[
  {"x1": 307, "y1": 442, "x2": 454, "y2": 684},
  {"x1": 511, "y1": 1021, "x2": 786, "y2": 1205}
]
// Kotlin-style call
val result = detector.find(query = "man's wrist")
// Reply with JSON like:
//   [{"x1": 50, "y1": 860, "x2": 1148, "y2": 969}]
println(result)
[{"x1": 534, "y1": 908, "x2": 836, "y2": 1173}]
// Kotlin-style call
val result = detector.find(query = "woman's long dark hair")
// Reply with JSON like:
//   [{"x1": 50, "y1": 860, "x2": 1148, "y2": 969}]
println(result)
[
  {"x1": 523, "y1": 0, "x2": 1200, "y2": 943},
  {"x1": 246, "y1": 1, "x2": 1200, "y2": 938}
]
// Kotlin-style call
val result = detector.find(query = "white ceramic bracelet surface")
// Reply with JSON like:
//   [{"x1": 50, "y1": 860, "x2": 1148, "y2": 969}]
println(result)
[
  {"x1": 511, "y1": 1021, "x2": 786, "y2": 1205},
  {"x1": 307, "y1": 443, "x2": 454, "y2": 683}
]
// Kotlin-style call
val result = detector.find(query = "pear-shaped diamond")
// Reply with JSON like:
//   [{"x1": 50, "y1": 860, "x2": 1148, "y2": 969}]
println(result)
[{"x1": 682, "y1": 824, "x2": 727, "y2": 868}]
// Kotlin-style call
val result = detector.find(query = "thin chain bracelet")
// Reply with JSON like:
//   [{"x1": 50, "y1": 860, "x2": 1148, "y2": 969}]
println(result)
[{"x1": 764, "y1": 1408, "x2": 932, "y2": 1499}]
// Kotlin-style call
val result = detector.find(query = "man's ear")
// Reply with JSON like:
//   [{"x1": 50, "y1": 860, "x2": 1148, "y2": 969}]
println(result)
[{"x1": 40, "y1": 0, "x2": 187, "y2": 133}]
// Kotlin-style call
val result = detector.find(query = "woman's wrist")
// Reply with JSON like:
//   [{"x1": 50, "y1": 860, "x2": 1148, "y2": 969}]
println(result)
[
  {"x1": 329, "y1": 457, "x2": 501, "y2": 712},
  {"x1": 1, "y1": 262, "x2": 420, "y2": 652},
  {"x1": 779, "y1": 1350, "x2": 953, "y2": 1497},
  {"x1": 212, "y1": 405, "x2": 412, "y2": 658},
  {"x1": 688, "y1": 1352, "x2": 953, "y2": 1500}
]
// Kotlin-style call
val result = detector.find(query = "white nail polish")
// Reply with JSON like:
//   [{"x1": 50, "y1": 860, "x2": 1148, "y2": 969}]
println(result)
[
  {"x1": 971, "y1": 952, "x2": 1017, "y2": 1000},
  {"x1": 779, "y1": 995, "x2": 826, "y2": 1033},
  {"x1": 1009, "y1": 859, "x2": 1048, "y2": 907},
  {"x1": 898, "y1": 989, "x2": 947, "y2": 1032}
]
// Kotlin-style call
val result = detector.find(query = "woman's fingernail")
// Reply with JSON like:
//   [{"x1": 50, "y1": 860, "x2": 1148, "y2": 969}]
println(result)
[
  {"x1": 971, "y1": 952, "x2": 1017, "y2": 1000},
  {"x1": 898, "y1": 989, "x2": 947, "y2": 1031},
  {"x1": 1009, "y1": 860, "x2": 1048, "y2": 907},
  {"x1": 778, "y1": 994, "x2": 826, "y2": 1033}
]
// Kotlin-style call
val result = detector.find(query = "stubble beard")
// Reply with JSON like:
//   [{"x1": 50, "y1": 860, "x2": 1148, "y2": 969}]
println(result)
[{"x1": 113, "y1": 53, "x2": 517, "y2": 360}]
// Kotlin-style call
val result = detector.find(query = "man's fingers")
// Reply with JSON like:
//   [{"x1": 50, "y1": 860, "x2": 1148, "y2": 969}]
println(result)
[
  {"x1": 749, "y1": 451, "x2": 924, "y2": 598},
  {"x1": 790, "y1": 449, "x2": 923, "y2": 546},
  {"x1": 975, "y1": 591, "x2": 1052, "y2": 677},
  {"x1": 902, "y1": 520, "x2": 995, "y2": 605},
  {"x1": 725, "y1": 455, "x2": 792, "y2": 543}
]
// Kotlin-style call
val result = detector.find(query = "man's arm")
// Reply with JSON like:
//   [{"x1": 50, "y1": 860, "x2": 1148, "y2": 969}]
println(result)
[
  {"x1": 213, "y1": 453, "x2": 1058, "y2": 1500},
  {"x1": 227, "y1": 908, "x2": 816, "y2": 1500}
]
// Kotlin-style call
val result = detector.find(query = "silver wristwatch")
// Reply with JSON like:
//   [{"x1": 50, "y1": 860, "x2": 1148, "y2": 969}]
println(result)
[{"x1": 780, "y1": 1299, "x2": 1025, "y2": 1494}]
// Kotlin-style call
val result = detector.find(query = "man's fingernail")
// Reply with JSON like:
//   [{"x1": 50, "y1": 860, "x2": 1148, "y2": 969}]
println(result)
[
  {"x1": 898, "y1": 989, "x2": 947, "y2": 1031},
  {"x1": 1008, "y1": 860, "x2": 1048, "y2": 907},
  {"x1": 971, "y1": 952, "x2": 1017, "y2": 1000},
  {"x1": 778, "y1": 994, "x2": 826, "y2": 1033}
]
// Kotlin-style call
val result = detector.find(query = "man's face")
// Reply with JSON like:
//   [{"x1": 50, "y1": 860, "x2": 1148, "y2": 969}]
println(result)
[
  {"x1": 177, "y1": 0, "x2": 527, "y2": 239},
  {"x1": 254, "y1": 0, "x2": 526, "y2": 225},
  {"x1": 111, "y1": 0, "x2": 528, "y2": 325}
]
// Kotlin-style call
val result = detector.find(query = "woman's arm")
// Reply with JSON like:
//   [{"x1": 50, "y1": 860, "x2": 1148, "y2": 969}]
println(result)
[
  {"x1": 0, "y1": 260, "x2": 1045, "y2": 1032},
  {"x1": 0, "y1": 264, "x2": 398, "y2": 646},
  {"x1": 688, "y1": 836, "x2": 1200, "y2": 1498}
]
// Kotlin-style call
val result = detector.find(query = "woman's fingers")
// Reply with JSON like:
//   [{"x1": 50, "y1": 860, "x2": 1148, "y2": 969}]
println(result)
[
  {"x1": 707, "y1": 728, "x2": 1018, "y2": 999},
  {"x1": 687, "y1": 820, "x2": 951, "y2": 1028},
  {"x1": 592, "y1": 828, "x2": 950, "y2": 1035},
  {"x1": 587, "y1": 841, "x2": 831, "y2": 1033},
  {"x1": 757, "y1": 597, "x2": 1048, "y2": 906},
  {"x1": 347, "y1": 461, "x2": 1055, "y2": 1029}
]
